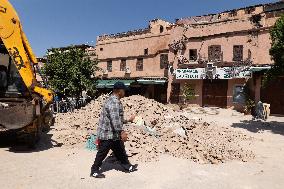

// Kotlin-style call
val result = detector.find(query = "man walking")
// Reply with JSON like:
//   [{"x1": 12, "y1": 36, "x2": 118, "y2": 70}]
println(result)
[{"x1": 90, "y1": 82, "x2": 137, "y2": 178}]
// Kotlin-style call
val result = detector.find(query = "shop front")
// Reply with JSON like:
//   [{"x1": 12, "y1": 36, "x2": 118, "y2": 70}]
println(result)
[
  {"x1": 173, "y1": 67, "x2": 252, "y2": 109},
  {"x1": 134, "y1": 78, "x2": 168, "y2": 103},
  {"x1": 96, "y1": 79, "x2": 135, "y2": 96},
  {"x1": 96, "y1": 78, "x2": 168, "y2": 103}
]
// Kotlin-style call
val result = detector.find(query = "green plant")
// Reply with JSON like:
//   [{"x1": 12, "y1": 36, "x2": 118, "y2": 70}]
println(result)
[
  {"x1": 42, "y1": 47, "x2": 99, "y2": 98},
  {"x1": 182, "y1": 83, "x2": 196, "y2": 101},
  {"x1": 263, "y1": 14, "x2": 284, "y2": 86},
  {"x1": 244, "y1": 98, "x2": 255, "y2": 114},
  {"x1": 243, "y1": 83, "x2": 255, "y2": 114}
]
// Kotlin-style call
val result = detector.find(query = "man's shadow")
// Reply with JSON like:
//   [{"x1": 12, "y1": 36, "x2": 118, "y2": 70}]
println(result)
[{"x1": 100, "y1": 153, "x2": 138, "y2": 173}]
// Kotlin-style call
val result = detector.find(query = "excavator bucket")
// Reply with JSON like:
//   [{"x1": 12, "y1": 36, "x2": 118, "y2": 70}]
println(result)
[{"x1": 0, "y1": 101, "x2": 34, "y2": 130}]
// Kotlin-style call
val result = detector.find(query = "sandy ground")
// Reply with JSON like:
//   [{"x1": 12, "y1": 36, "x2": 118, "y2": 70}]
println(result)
[{"x1": 1, "y1": 112, "x2": 284, "y2": 189}]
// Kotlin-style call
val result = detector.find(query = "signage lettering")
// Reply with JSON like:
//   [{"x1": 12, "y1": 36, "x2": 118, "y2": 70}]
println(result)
[{"x1": 176, "y1": 67, "x2": 252, "y2": 80}]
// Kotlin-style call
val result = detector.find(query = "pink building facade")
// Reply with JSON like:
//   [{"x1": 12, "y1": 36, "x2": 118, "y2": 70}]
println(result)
[
  {"x1": 94, "y1": 19, "x2": 172, "y2": 103},
  {"x1": 94, "y1": 1, "x2": 284, "y2": 114},
  {"x1": 167, "y1": 1, "x2": 284, "y2": 114}
]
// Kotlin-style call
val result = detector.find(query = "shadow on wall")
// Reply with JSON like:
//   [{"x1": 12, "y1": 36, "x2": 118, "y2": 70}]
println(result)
[{"x1": 232, "y1": 120, "x2": 284, "y2": 136}]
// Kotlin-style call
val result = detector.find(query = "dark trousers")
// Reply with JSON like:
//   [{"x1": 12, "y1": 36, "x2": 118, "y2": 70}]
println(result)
[{"x1": 91, "y1": 140, "x2": 130, "y2": 172}]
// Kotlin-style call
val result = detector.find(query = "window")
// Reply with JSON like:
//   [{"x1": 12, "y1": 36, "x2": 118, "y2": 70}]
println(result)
[
  {"x1": 248, "y1": 49, "x2": 252, "y2": 59},
  {"x1": 136, "y1": 58, "x2": 143, "y2": 71},
  {"x1": 233, "y1": 45, "x2": 244, "y2": 61},
  {"x1": 208, "y1": 45, "x2": 222, "y2": 62},
  {"x1": 120, "y1": 59, "x2": 126, "y2": 71},
  {"x1": 160, "y1": 25, "x2": 164, "y2": 33},
  {"x1": 189, "y1": 49, "x2": 198, "y2": 61},
  {"x1": 251, "y1": 14, "x2": 262, "y2": 24},
  {"x1": 0, "y1": 53, "x2": 27, "y2": 94},
  {"x1": 233, "y1": 85, "x2": 245, "y2": 104},
  {"x1": 160, "y1": 54, "x2": 168, "y2": 69},
  {"x1": 100, "y1": 48, "x2": 103, "y2": 51},
  {"x1": 107, "y1": 60, "x2": 112, "y2": 72},
  {"x1": 144, "y1": 48, "x2": 148, "y2": 55}
]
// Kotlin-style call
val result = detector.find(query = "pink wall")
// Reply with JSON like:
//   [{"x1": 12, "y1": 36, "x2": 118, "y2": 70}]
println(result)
[
  {"x1": 95, "y1": 19, "x2": 172, "y2": 79},
  {"x1": 96, "y1": 33, "x2": 170, "y2": 60},
  {"x1": 169, "y1": 17, "x2": 278, "y2": 66},
  {"x1": 166, "y1": 9, "x2": 282, "y2": 103},
  {"x1": 97, "y1": 56, "x2": 166, "y2": 78},
  {"x1": 92, "y1": 3, "x2": 283, "y2": 108}
]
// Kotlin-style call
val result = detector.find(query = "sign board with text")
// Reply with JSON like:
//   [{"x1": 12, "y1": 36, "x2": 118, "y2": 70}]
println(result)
[
  {"x1": 176, "y1": 67, "x2": 252, "y2": 80},
  {"x1": 175, "y1": 68, "x2": 204, "y2": 79}
]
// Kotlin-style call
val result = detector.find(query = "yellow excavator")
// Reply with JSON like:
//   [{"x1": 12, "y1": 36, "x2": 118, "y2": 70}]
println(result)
[{"x1": 0, "y1": 0, "x2": 53, "y2": 147}]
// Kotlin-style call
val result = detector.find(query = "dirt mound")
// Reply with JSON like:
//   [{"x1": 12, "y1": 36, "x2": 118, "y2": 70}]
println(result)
[
  {"x1": 52, "y1": 94, "x2": 255, "y2": 164},
  {"x1": 52, "y1": 95, "x2": 108, "y2": 146},
  {"x1": 125, "y1": 120, "x2": 254, "y2": 164},
  {"x1": 121, "y1": 95, "x2": 174, "y2": 126}
]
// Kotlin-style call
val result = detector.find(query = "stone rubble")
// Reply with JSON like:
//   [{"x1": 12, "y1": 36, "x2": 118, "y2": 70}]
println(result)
[
  {"x1": 52, "y1": 95, "x2": 108, "y2": 146},
  {"x1": 52, "y1": 94, "x2": 255, "y2": 164}
]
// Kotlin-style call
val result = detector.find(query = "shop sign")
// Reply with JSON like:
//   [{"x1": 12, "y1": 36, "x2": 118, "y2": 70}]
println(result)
[
  {"x1": 216, "y1": 67, "x2": 252, "y2": 79},
  {"x1": 176, "y1": 67, "x2": 252, "y2": 80},
  {"x1": 175, "y1": 68, "x2": 204, "y2": 79}
]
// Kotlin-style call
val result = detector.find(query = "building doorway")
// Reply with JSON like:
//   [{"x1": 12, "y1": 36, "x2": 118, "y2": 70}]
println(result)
[
  {"x1": 154, "y1": 84, "x2": 167, "y2": 103},
  {"x1": 170, "y1": 83, "x2": 180, "y2": 104},
  {"x1": 202, "y1": 79, "x2": 228, "y2": 108},
  {"x1": 261, "y1": 77, "x2": 284, "y2": 115}
]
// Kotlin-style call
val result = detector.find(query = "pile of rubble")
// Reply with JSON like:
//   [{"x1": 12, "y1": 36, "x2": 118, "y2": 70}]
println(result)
[
  {"x1": 52, "y1": 95, "x2": 108, "y2": 146},
  {"x1": 125, "y1": 119, "x2": 254, "y2": 164},
  {"x1": 52, "y1": 94, "x2": 255, "y2": 164},
  {"x1": 122, "y1": 96, "x2": 254, "y2": 163},
  {"x1": 121, "y1": 95, "x2": 175, "y2": 127}
]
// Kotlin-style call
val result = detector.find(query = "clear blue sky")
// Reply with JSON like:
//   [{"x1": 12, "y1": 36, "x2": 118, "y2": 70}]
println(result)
[{"x1": 10, "y1": 0, "x2": 277, "y2": 56}]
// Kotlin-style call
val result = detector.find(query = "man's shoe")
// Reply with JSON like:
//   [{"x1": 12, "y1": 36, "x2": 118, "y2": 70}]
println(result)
[
  {"x1": 129, "y1": 164, "x2": 138, "y2": 172},
  {"x1": 121, "y1": 164, "x2": 138, "y2": 173},
  {"x1": 90, "y1": 171, "x2": 105, "y2": 178}
]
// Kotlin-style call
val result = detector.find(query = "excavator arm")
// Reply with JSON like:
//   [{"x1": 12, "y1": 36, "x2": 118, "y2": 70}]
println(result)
[{"x1": 0, "y1": 0, "x2": 53, "y2": 103}]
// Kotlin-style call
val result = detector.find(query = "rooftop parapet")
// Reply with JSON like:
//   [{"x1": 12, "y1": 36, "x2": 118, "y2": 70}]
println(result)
[
  {"x1": 176, "y1": 1, "x2": 284, "y2": 25},
  {"x1": 97, "y1": 28, "x2": 151, "y2": 42}
]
